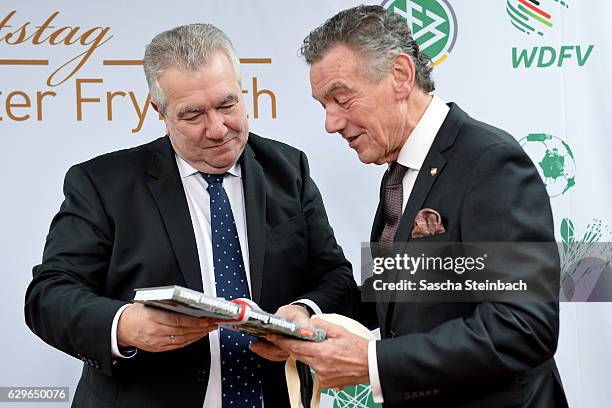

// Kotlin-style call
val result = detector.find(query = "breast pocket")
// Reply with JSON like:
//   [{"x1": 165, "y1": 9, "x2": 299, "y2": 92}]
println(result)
[{"x1": 410, "y1": 231, "x2": 450, "y2": 242}]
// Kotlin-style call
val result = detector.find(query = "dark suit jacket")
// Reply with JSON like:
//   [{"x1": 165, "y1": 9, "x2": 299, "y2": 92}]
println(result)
[
  {"x1": 366, "y1": 104, "x2": 568, "y2": 407},
  {"x1": 25, "y1": 133, "x2": 356, "y2": 407}
]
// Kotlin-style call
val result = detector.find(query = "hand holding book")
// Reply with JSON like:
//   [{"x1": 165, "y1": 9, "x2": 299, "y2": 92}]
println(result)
[
  {"x1": 117, "y1": 302, "x2": 218, "y2": 353},
  {"x1": 133, "y1": 285, "x2": 326, "y2": 344},
  {"x1": 249, "y1": 304, "x2": 311, "y2": 361}
]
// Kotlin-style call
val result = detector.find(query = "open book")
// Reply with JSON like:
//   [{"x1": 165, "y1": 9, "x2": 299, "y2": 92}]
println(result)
[{"x1": 133, "y1": 285, "x2": 325, "y2": 342}]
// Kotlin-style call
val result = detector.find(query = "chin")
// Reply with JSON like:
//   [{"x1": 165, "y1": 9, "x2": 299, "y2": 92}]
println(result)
[
  {"x1": 212, "y1": 154, "x2": 241, "y2": 169},
  {"x1": 355, "y1": 152, "x2": 374, "y2": 164}
]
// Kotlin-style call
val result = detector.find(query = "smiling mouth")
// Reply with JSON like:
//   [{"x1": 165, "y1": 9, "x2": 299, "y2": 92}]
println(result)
[{"x1": 206, "y1": 137, "x2": 234, "y2": 149}]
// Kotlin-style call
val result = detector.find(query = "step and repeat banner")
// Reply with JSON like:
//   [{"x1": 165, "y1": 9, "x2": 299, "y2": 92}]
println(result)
[{"x1": 1, "y1": 1, "x2": 610, "y2": 406}]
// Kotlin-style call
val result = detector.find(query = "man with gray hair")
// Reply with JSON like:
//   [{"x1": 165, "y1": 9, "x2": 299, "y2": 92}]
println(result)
[
  {"x1": 267, "y1": 5, "x2": 568, "y2": 407},
  {"x1": 25, "y1": 23, "x2": 356, "y2": 407}
]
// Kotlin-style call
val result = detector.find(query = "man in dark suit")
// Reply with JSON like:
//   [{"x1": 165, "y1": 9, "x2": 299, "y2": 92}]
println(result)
[
  {"x1": 24, "y1": 23, "x2": 356, "y2": 408},
  {"x1": 268, "y1": 6, "x2": 568, "y2": 407}
]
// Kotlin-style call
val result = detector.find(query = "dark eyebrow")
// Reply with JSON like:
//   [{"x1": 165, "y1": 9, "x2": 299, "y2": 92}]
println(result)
[
  {"x1": 221, "y1": 94, "x2": 239, "y2": 105},
  {"x1": 176, "y1": 106, "x2": 202, "y2": 119},
  {"x1": 324, "y1": 82, "x2": 350, "y2": 98},
  {"x1": 175, "y1": 94, "x2": 239, "y2": 118}
]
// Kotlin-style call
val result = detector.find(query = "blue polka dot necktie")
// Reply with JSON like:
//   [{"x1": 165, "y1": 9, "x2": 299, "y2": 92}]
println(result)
[{"x1": 202, "y1": 172, "x2": 263, "y2": 408}]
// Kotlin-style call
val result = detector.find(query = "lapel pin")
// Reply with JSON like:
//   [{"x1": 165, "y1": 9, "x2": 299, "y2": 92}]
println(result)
[{"x1": 430, "y1": 167, "x2": 438, "y2": 177}]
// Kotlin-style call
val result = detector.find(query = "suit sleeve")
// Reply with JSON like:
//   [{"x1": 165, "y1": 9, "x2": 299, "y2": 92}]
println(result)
[
  {"x1": 292, "y1": 151, "x2": 358, "y2": 316},
  {"x1": 376, "y1": 142, "x2": 560, "y2": 404},
  {"x1": 25, "y1": 165, "x2": 127, "y2": 376}
]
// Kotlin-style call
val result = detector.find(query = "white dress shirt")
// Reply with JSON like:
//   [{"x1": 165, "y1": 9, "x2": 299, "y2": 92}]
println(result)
[
  {"x1": 368, "y1": 95, "x2": 450, "y2": 403},
  {"x1": 111, "y1": 152, "x2": 321, "y2": 407}
]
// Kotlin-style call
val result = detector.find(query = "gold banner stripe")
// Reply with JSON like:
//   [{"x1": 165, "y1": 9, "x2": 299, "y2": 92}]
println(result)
[
  {"x1": 239, "y1": 58, "x2": 272, "y2": 64},
  {"x1": 103, "y1": 60, "x2": 143, "y2": 66},
  {"x1": 0, "y1": 59, "x2": 49, "y2": 65}
]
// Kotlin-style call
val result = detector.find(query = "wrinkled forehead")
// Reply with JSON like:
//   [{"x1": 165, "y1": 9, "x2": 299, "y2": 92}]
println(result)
[{"x1": 309, "y1": 46, "x2": 363, "y2": 97}]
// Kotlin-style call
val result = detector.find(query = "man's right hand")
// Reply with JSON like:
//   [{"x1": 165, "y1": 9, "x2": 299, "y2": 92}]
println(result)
[{"x1": 117, "y1": 303, "x2": 217, "y2": 352}]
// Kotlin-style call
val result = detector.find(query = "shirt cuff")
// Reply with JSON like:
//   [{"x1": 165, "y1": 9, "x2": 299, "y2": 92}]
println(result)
[
  {"x1": 291, "y1": 299, "x2": 322, "y2": 316},
  {"x1": 111, "y1": 304, "x2": 137, "y2": 359},
  {"x1": 368, "y1": 340, "x2": 384, "y2": 403}
]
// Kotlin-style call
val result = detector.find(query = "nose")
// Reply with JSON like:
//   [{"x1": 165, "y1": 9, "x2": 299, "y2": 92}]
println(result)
[
  {"x1": 324, "y1": 107, "x2": 347, "y2": 135},
  {"x1": 205, "y1": 110, "x2": 227, "y2": 140}
]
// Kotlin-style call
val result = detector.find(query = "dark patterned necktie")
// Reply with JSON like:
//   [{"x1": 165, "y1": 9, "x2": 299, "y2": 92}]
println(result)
[
  {"x1": 378, "y1": 162, "x2": 408, "y2": 250},
  {"x1": 201, "y1": 172, "x2": 263, "y2": 408}
]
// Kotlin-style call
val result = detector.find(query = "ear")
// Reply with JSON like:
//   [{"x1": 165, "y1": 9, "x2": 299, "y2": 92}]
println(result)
[
  {"x1": 391, "y1": 53, "x2": 416, "y2": 99},
  {"x1": 150, "y1": 100, "x2": 170, "y2": 133},
  {"x1": 150, "y1": 100, "x2": 165, "y2": 119}
]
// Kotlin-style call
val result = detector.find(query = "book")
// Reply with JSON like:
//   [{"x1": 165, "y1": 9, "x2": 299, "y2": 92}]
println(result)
[{"x1": 133, "y1": 285, "x2": 326, "y2": 342}]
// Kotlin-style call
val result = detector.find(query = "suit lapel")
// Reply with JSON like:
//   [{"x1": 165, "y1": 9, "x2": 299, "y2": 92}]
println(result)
[
  {"x1": 395, "y1": 150, "x2": 448, "y2": 244},
  {"x1": 146, "y1": 137, "x2": 203, "y2": 292},
  {"x1": 396, "y1": 103, "x2": 466, "y2": 245},
  {"x1": 240, "y1": 141, "x2": 266, "y2": 303},
  {"x1": 384, "y1": 103, "x2": 467, "y2": 331}
]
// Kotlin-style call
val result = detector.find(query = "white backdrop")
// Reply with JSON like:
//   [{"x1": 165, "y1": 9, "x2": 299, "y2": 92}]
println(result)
[{"x1": 1, "y1": 1, "x2": 610, "y2": 406}]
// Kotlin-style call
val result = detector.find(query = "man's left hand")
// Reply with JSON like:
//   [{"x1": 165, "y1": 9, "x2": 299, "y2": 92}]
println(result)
[
  {"x1": 267, "y1": 319, "x2": 370, "y2": 389},
  {"x1": 249, "y1": 304, "x2": 311, "y2": 361}
]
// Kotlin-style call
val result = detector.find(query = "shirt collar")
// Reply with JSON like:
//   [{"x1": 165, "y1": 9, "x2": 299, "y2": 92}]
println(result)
[
  {"x1": 395, "y1": 94, "x2": 450, "y2": 171},
  {"x1": 175, "y1": 154, "x2": 242, "y2": 179}
]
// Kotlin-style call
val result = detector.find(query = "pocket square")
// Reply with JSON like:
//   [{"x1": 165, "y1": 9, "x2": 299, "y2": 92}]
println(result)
[{"x1": 412, "y1": 208, "x2": 446, "y2": 238}]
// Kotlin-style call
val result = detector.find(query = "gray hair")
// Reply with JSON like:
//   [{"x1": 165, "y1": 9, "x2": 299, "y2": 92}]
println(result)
[
  {"x1": 143, "y1": 23, "x2": 241, "y2": 113},
  {"x1": 300, "y1": 5, "x2": 434, "y2": 92}
]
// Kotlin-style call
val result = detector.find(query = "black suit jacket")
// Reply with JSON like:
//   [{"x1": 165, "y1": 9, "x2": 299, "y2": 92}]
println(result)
[
  {"x1": 366, "y1": 104, "x2": 568, "y2": 407},
  {"x1": 25, "y1": 134, "x2": 356, "y2": 407}
]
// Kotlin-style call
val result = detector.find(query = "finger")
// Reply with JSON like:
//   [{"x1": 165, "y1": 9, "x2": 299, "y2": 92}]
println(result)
[
  {"x1": 309, "y1": 319, "x2": 345, "y2": 337},
  {"x1": 140, "y1": 305, "x2": 206, "y2": 327},
  {"x1": 292, "y1": 354, "x2": 318, "y2": 369},
  {"x1": 249, "y1": 341, "x2": 289, "y2": 361},
  {"x1": 156, "y1": 316, "x2": 219, "y2": 332},
  {"x1": 173, "y1": 314, "x2": 219, "y2": 328},
  {"x1": 172, "y1": 332, "x2": 208, "y2": 348},
  {"x1": 142, "y1": 307, "x2": 181, "y2": 325},
  {"x1": 157, "y1": 324, "x2": 218, "y2": 337},
  {"x1": 265, "y1": 334, "x2": 297, "y2": 350},
  {"x1": 275, "y1": 305, "x2": 310, "y2": 324},
  {"x1": 158, "y1": 332, "x2": 207, "y2": 351},
  {"x1": 266, "y1": 335, "x2": 318, "y2": 358},
  {"x1": 153, "y1": 311, "x2": 216, "y2": 328}
]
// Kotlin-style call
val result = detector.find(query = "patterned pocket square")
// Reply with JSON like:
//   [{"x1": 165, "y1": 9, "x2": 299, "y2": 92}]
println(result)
[{"x1": 411, "y1": 208, "x2": 446, "y2": 238}]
